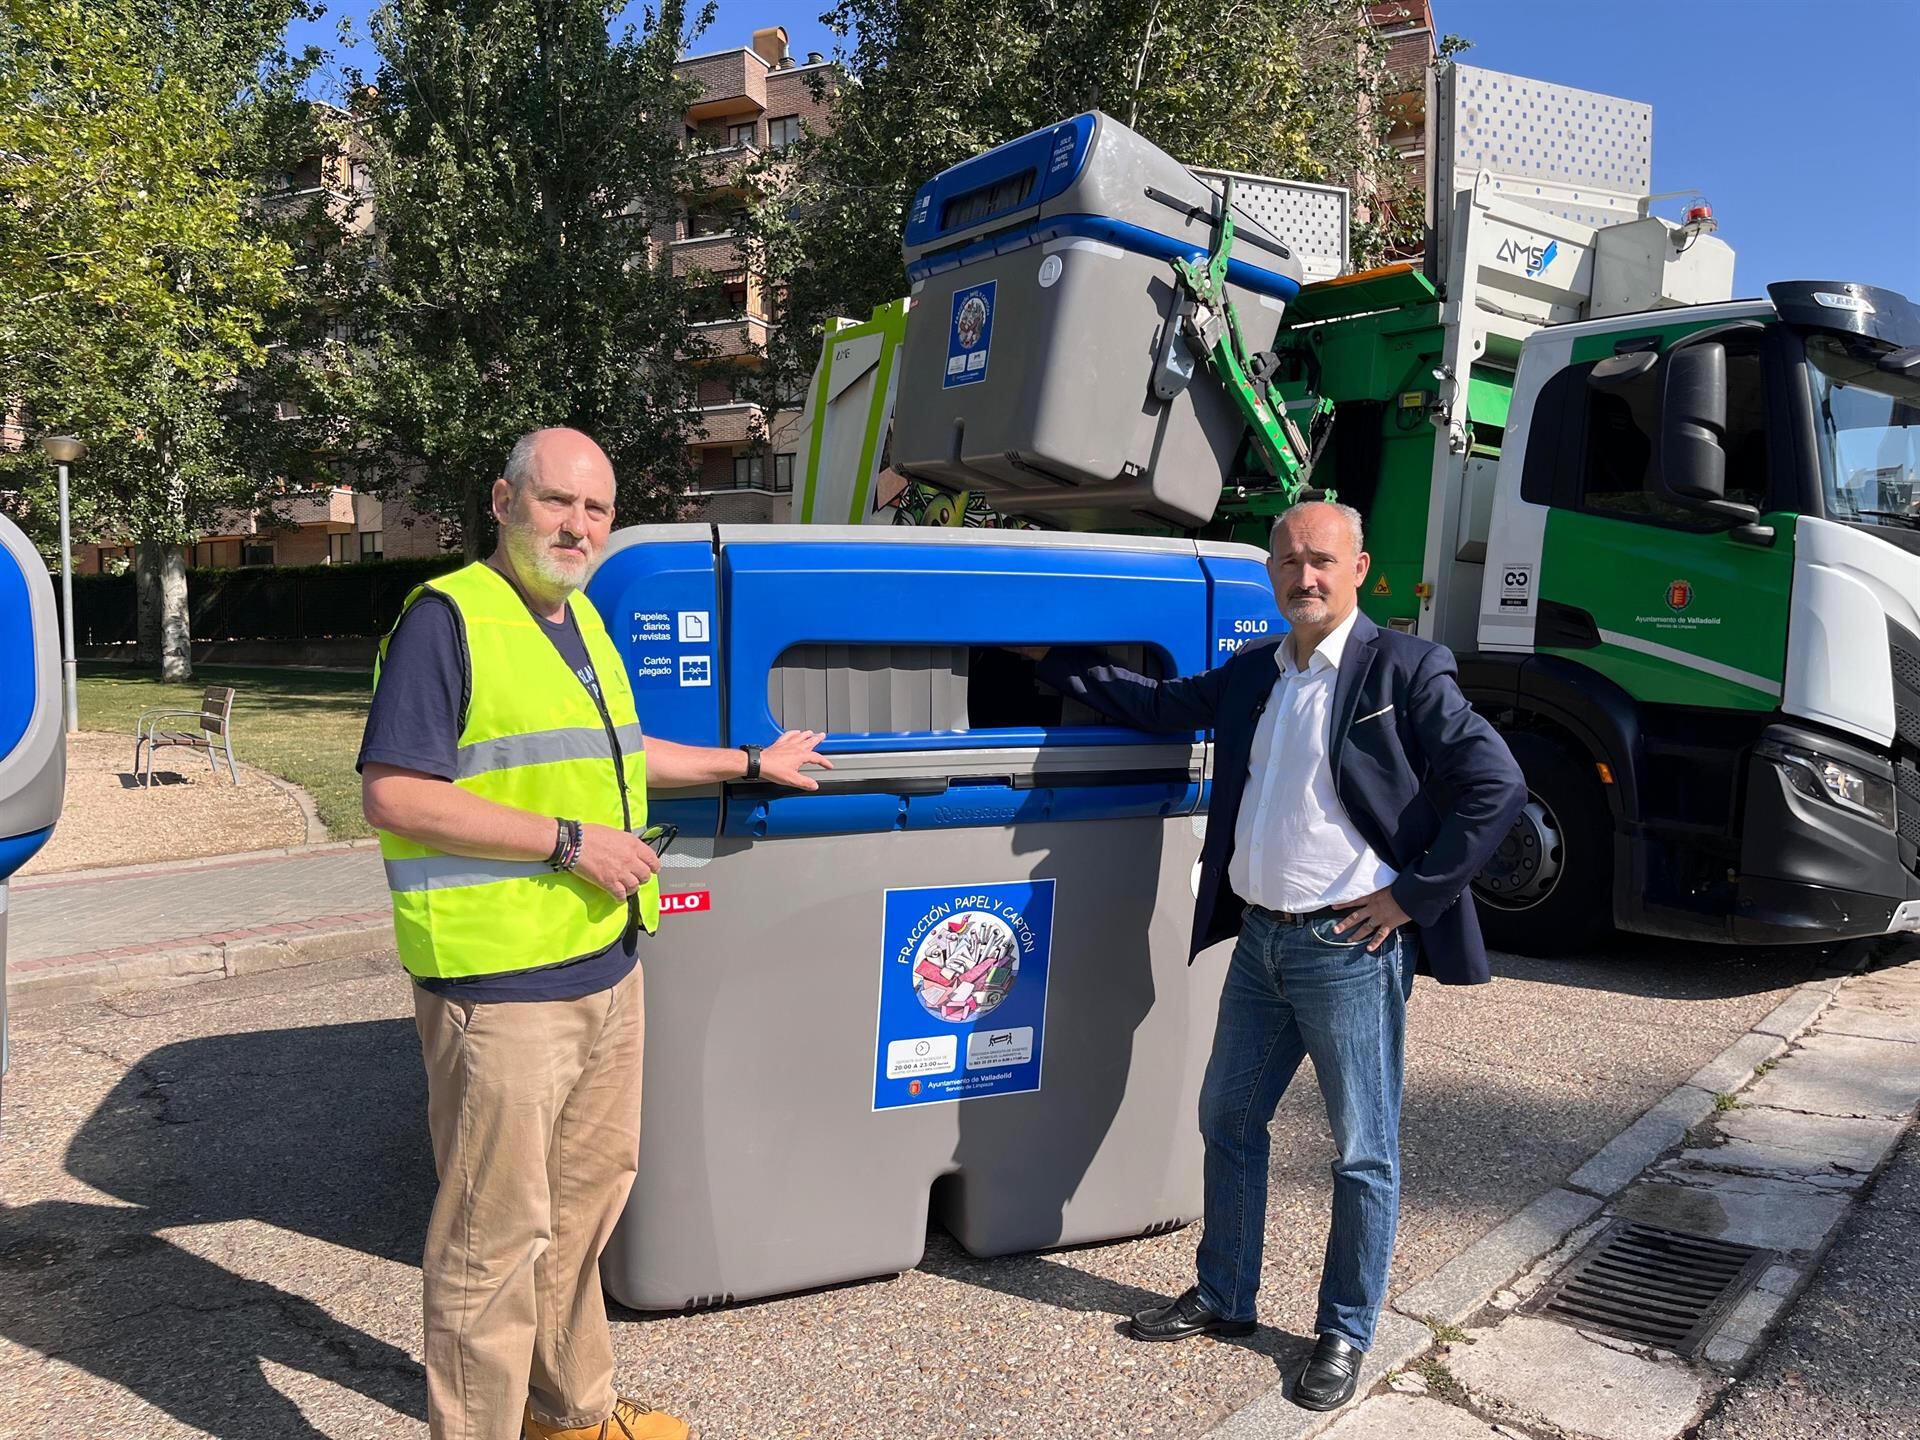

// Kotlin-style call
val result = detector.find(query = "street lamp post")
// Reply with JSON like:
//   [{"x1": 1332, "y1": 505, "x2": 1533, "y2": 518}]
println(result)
[{"x1": 37, "y1": 435, "x2": 86, "y2": 734}]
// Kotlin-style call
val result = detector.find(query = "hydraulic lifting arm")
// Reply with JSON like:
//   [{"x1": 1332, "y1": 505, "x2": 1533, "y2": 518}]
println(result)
[{"x1": 1168, "y1": 177, "x2": 1332, "y2": 508}]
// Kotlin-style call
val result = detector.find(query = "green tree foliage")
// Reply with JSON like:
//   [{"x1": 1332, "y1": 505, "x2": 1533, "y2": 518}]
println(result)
[
  {"x1": 294, "y1": 0, "x2": 717, "y2": 553},
  {"x1": 0, "y1": 0, "x2": 316, "y2": 679},
  {"x1": 737, "y1": 0, "x2": 1442, "y2": 425}
]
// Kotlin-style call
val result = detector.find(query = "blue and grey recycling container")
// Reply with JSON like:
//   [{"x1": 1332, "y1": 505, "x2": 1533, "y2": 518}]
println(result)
[
  {"x1": 0, "y1": 515, "x2": 67, "y2": 1118},
  {"x1": 586, "y1": 523, "x2": 1282, "y2": 1309},
  {"x1": 890, "y1": 111, "x2": 1305, "y2": 530}
]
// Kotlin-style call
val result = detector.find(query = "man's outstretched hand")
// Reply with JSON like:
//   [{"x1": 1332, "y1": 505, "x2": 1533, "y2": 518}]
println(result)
[{"x1": 759, "y1": 729, "x2": 834, "y2": 791}]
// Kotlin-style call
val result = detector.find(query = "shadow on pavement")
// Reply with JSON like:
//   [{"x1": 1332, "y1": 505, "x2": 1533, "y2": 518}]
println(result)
[
  {"x1": 0, "y1": 1200, "x2": 425, "y2": 1436},
  {"x1": 1489, "y1": 934, "x2": 1843, "y2": 1002},
  {"x1": 1, "y1": 1018, "x2": 434, "y2": 1432},
  {"x1": 64, "y1": 1018, "x2": 433, "y2": 1266},
  {"x1": 915, "y1": 1228, "x2": 1315, "y2": 1373}
]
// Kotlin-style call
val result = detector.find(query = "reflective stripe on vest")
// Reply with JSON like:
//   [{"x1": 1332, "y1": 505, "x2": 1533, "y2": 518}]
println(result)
[
  {"x1": 372, "y1": 561, "x2": 658, "y2": 981},
  {"x1": 454, "y1": 721, "x2": 648, "y2": 780}
]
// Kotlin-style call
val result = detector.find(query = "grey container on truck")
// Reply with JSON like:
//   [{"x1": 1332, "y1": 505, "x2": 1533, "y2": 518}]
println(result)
[
  {"x1": 585, "y1": 523, "x2": 1285, "y2": 1309},
  {"x1": 891, "y1": 111, "x2": 1305, "y2": 531}
]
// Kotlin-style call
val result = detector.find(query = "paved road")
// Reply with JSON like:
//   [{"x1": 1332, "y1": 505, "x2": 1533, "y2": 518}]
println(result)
[
  {"x1": 1693, "y1": 1112, "x2": 1920, "y2": 1440},
  {"x1": 0, "y1": 934, "x2": 1828, "y2": 1438}
]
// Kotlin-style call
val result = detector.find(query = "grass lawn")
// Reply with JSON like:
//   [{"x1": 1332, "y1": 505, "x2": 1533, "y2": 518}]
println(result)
[{"x1": 78, "y1": 662, "x2": 374, "y2": 839}]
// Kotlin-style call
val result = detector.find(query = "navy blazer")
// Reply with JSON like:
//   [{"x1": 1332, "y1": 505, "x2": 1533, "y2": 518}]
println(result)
[{"x1": 1040, "y1": 612, "x2": 1527, "y2": 985}]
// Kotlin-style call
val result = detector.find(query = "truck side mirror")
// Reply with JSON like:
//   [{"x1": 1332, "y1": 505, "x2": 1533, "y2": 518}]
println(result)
[
  {"x1": 1660, "y1": 341, "x2": 1728, "y2": 504},
  {"x1": 1657, "y1": 339, "x2": 1768, "y2": 538}
]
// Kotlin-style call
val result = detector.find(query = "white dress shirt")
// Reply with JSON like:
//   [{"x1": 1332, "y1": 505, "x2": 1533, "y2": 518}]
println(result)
[{"x1": 1228, "y1": 608, "x2": 1398, "y2": 913}]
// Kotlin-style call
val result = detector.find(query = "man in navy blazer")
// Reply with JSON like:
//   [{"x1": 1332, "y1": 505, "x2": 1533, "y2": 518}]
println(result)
[{"x1": 1021, "y1": 501, "x2": 1524, "y2": 1411}]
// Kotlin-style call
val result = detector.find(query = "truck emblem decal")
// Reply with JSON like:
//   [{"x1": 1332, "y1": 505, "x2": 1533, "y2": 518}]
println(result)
[
  {"x1": 1666, "y1": 579, "x2": 1693, "y2": 613},
  {"x1": 1495, "y1": 237, "x2": 1556, "y2": 275}
]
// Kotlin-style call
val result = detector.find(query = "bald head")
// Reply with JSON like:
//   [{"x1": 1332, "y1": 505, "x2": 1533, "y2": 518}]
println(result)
[
  {"x1": 490, "y1": 427, "x2": 617, "y2": 609},
  {"x1": 503, "y1": 427, "x2": 613, "y2": 498}
]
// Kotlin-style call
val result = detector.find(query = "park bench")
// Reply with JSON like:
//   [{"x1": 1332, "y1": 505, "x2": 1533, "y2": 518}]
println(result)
[{"x1": 132, "y1": 686, "x2": 240, "y2": 787}]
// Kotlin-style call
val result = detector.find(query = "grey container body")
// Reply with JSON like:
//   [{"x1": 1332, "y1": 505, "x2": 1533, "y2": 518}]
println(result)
[
  {"x1": 891, "y1": 111, "x2": 1303, "y2": 531},
  {"x1": 600, "y1": 816, "x2": 1229, "y2": 1311},
  {"x1": 589, "y1": 522, "x2": 1283, "y2": 1310}
]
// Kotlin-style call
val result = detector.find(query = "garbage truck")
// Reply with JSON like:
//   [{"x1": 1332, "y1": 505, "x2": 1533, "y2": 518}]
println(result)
[
  {"x1": 792, "y1": 62, "x2": 1920, "y2": 956},
  {"x1": 588, "y1": 60, "x2": 1916, "y2": 1316},
  {"x1": 0, "y1": 514, "x2": 67, "y2": 1122}
]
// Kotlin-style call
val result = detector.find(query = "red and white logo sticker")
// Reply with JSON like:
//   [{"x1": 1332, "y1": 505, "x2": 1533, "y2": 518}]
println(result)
[{"x1": 661, "y1": 890, "x2": 711, "y2": 915}]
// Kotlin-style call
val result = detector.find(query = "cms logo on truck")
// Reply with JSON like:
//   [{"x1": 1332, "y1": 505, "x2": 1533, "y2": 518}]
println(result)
[{"x1": 1217, "y1": 618, "x2": 1272, "y2": 655}]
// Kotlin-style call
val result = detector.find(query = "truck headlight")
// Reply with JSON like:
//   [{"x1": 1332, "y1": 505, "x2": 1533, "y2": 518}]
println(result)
[{"x1": 1757, "y1": 741, "x2": 1899, "y2": 831}]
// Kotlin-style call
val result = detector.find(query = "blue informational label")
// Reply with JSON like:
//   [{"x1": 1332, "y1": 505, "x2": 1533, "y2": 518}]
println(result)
[
  {"x1": 873, "y1": 878, "x2": 1055, "y2": 1110},
  {"x1": 1213, "y1": 614, "x2": 1276, "y2": 660},
  {"x1": 626, "y1": 604, "x2": 714, "y2": 691},
  {"x1": 943, "y1": 280, "x2": 996, "y2": 390}
]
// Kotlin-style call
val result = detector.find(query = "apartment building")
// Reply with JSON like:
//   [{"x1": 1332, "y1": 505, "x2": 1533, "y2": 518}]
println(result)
[
  {"x1": 1368, "y1": 0, "x2": 1437, "y2": 261},
  {"x1": 69, "y1": 118, "x2": 414, "y2": 575},
  {"x1": 74, "y1": 488, "x2": 448, "y2": 575},
  {"x1": 670, "y1": 27, "x2": 836, "y2": 524}
]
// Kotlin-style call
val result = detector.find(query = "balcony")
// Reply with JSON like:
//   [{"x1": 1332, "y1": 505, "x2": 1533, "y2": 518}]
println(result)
[
  {"x1": 692, "y1": 403, "x2": 764, "y2": 446},
  {"x1": 679, "y1": 49, "x2": 767, "y2": 120},
  {"x1": 671, "y1": 233, "x2": 744, "y2": 277},
  {"x1": 253, "y1": 185, "x2": 375, "y2": 239},
  {"x1": 690, "y1": 315, "x2": 772, "y2": 359},
  {"x1": 693, "y1": 141, "x2": 761, "y2": 190}
]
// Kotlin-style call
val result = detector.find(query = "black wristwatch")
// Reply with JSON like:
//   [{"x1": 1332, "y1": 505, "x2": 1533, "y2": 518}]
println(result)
[{"x1": 740, "y1": 743, "x2": 762, "y2": 781}]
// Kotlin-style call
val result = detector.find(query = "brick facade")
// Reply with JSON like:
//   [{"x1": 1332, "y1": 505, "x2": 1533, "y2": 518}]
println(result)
[{"x1": 675, "y1": 30, "x2": 837, "y2": 526}]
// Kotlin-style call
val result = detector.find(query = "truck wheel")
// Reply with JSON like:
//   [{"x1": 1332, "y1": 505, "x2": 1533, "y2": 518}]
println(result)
[{"x1": 1473, "y1": 731, "x2": 1613, "y2": 956}]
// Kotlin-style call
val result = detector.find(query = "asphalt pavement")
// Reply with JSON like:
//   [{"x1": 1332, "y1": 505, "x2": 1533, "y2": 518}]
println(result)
[{"x1": 0, "y1": 934, "x2": 1833, "y2": 1438}]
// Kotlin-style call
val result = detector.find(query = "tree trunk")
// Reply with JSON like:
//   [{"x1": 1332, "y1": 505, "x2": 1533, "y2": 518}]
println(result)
[
  {"x1": 461, "y1": 477, "x2": 486, "y2": 562},
  {"x1": 135, "y1": 541, "x2": 162, "y2": 668},
  {"x1": 158, "y1": 543, "x2": 191, "y2": 682}
]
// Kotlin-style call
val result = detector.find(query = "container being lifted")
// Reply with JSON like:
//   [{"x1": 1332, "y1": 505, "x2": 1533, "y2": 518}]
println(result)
[
  {"x1": 887, "y1": 111, "x2": 1309, "y2": 531},
  {"x1": 794, "y1": 62, "x2": 1737, "y2": 568}
]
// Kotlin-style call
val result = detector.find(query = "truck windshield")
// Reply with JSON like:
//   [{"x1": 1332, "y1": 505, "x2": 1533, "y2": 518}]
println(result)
[{"x1": 1808, "y1": 333, "x2": 1920, "y2": 529}]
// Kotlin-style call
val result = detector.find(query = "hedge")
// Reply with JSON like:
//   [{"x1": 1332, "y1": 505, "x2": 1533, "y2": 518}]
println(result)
[{"x1": 62, "y1": 556, "x2": 467, "y2": 646}]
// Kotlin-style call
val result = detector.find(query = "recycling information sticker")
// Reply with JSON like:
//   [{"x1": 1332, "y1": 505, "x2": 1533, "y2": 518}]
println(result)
[
  {"x1": 872, "y1": 879, "x2": 1055, "y2": 1110},
  {"x1": 943, "y1": 280, "x2": 996, "y2": 389}
]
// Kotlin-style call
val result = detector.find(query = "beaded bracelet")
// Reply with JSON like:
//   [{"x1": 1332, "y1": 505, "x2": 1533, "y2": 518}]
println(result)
[{"x1": 548, "y1": 818, "x2": 583, "y2": 872}]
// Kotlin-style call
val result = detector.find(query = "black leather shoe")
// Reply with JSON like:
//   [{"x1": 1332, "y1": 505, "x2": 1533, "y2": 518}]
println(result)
[
  {"x1": 1127, "y1": 1287, "x2": 1257, "y2": 1342},
  {"x1": 1291, "y1": 1333, "x2": 1363, "y2": 1410}
]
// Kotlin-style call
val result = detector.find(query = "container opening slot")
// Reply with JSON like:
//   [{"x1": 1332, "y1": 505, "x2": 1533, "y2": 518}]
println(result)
[{"x1": 767, "y1": 643, "x2": 1167, "y2": 737}]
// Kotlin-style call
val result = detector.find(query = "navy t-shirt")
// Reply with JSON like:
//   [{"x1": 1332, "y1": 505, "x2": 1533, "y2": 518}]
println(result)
[{"x1": 358, "y1": 593, "x2": 638, "y2": 1003}]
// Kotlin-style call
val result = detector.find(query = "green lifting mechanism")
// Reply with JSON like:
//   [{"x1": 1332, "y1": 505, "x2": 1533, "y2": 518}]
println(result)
[{"x1": 1167, "y1": 176, "x2": 1333, "y2": 510}]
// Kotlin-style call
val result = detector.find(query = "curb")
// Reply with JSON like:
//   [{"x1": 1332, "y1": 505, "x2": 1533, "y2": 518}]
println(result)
[
  {"x1": 256, "y1": 768, "x2": 333, "y2": 846},
  {"x1": 1201, "y1": 962, "x2": 1866, "y2": 1440},
  {"x1": 6, "y1": 917, "x2": 393, "y2": 1010}
]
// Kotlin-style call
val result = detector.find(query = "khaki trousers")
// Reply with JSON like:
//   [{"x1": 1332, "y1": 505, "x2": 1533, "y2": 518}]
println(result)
[{"x1": 414, "y1": 965, "x2": 644, "y2": 1440}]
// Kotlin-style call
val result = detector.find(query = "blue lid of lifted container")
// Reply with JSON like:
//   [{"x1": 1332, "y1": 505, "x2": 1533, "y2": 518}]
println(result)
[{"x1": 901, "y1": 112, "x2": 1302, "y2": 306}]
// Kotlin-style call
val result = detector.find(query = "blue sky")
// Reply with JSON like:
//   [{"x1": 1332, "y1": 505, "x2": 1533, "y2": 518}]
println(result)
[
  {"x1": 1438, "y1": 0, "x2": 1919, "y2": 298},
  {"x1": 290, "y1": 0, "x2": 1919, "y2": 298}
]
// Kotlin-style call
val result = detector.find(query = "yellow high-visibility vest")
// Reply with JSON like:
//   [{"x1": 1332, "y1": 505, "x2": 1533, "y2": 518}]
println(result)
[{"x1": 373, "y1": 561, "x2": 657, "y2": 981}]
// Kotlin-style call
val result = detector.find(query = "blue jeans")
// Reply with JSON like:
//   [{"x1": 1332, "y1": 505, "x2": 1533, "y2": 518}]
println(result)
[{"x1": 1193, "y1": 906, "x2": 1416, "y2": 1349}]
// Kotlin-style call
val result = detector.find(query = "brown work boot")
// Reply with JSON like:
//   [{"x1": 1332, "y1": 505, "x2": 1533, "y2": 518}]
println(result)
[{"x1": 523, "y1": 1398, "x2": 691, "y2": 1440}]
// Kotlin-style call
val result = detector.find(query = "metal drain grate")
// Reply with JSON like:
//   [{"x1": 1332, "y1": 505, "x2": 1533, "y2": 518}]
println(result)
[{"x1": 1522, "y1": 1220, "x2": 1774, "y2": 1356}]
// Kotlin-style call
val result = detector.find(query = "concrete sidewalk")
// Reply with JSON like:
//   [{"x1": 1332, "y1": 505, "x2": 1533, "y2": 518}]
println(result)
[
  {"x1": 1218, "y1": 944, "x2": 1920, "y2": 1440},
  {"x1": 5, "y1": 843, "x2": 391, "y2": 1006}
]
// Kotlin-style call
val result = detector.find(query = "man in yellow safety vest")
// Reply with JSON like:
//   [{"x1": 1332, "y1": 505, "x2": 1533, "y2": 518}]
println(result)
[{"x1": 360, "y1": 427, "x2": 828, "y2": 1440}]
